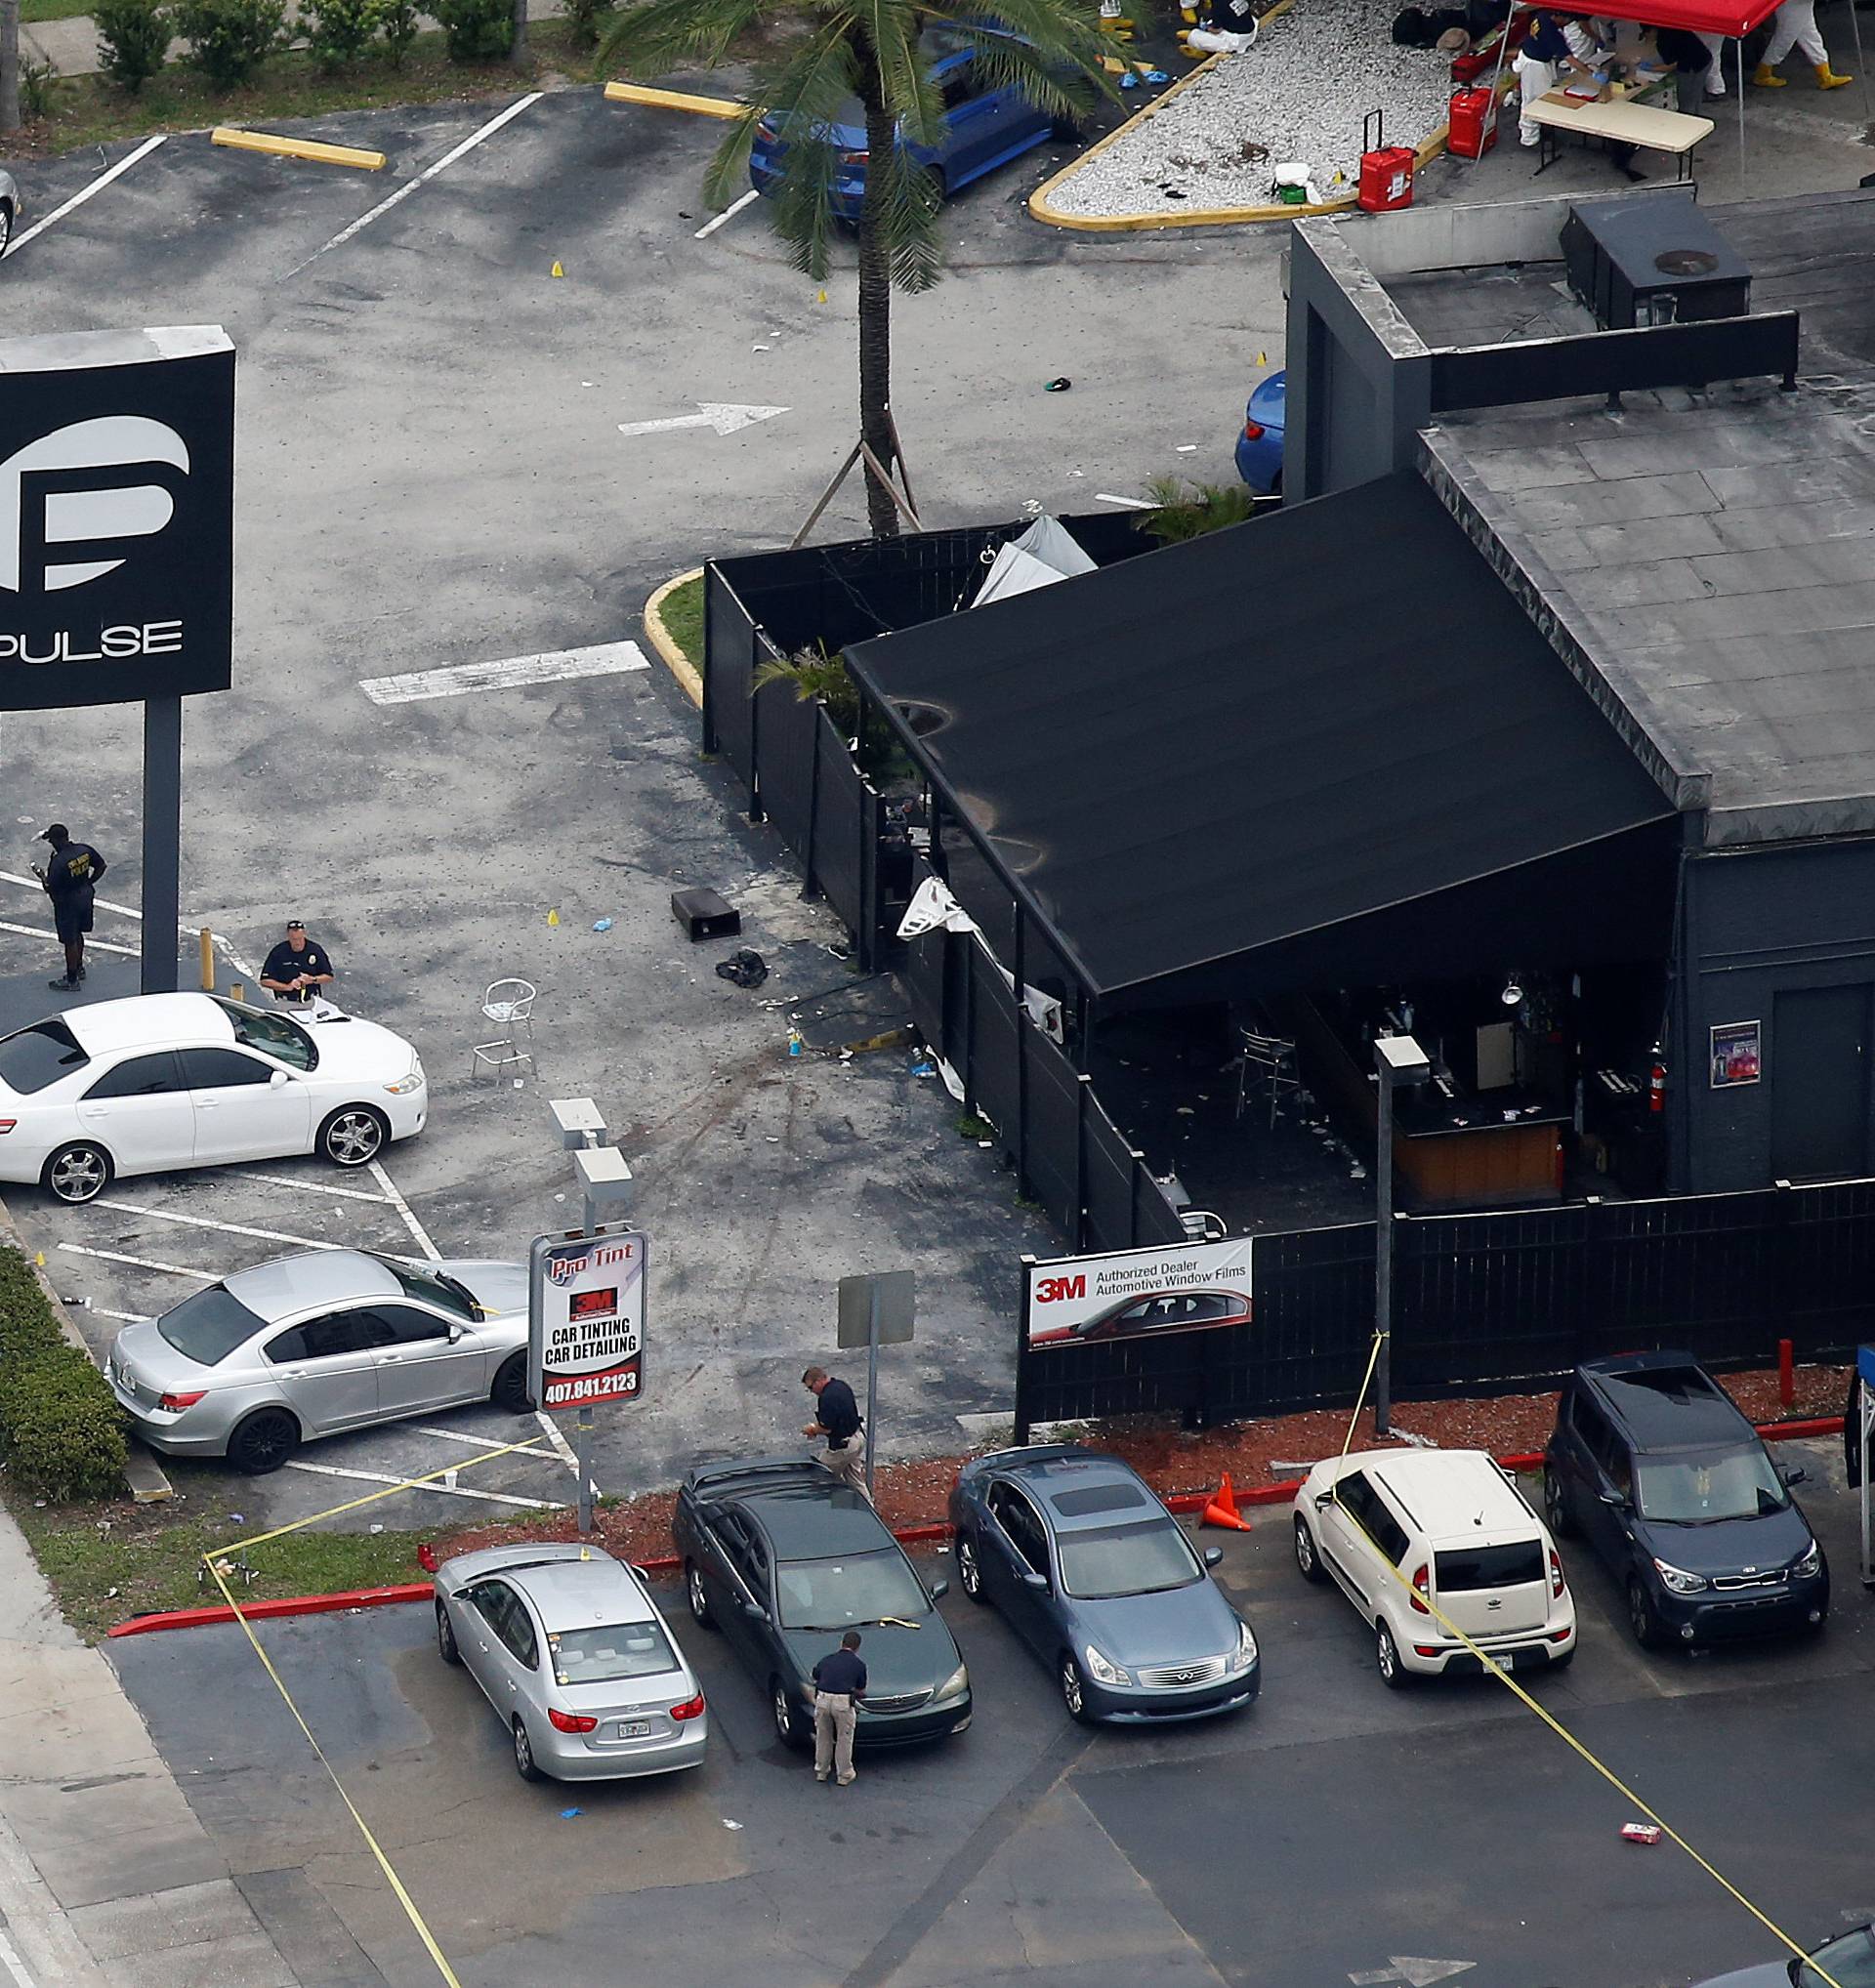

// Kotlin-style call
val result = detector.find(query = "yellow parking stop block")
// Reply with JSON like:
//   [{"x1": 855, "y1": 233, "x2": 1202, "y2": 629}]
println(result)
[
  {"x1": 604, "y1": 80, "x2": 748, "y2": 119},
  {"x1": 212, "y1": 126, "x2": 386, "y2": 170}
]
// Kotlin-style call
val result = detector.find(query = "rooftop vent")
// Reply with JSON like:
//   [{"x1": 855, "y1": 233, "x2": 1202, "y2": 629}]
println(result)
[{"x1": 1561, "y1": 193, "x2": 1751, "y2": 331}]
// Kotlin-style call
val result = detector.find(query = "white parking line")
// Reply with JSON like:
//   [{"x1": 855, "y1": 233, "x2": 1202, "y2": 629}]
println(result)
[
  {"x1": 91, "y1": 1199, "x2": 360, "y2": 1255},
  {"x1": 283, "y1": 1458, "x2": 556, "y2": 1510},
  {"x1": 0, "y1": 871, "x2": 145, "y2": 921},
  {"x1": 4, "y1": 133, "x2": 168, "y2": 259},
  {"x1": 367, "y1": 1158, "x2": 442, "y2": 1262},
  {"x1": 0, "y1": 921, "x2": 141, "y2": 958},
  {"x1": 93, "y1": 1307, "x2": 154, "y2": 1324},
  {"x1": 408, "y1": 1423, "x2": 560, "y2": 1462},
  {"x1": 0, "y1": 872, "x2": 262, "y2": 981},
  {"x1": 0, "y1": 1924, "x2": 38, "y2": 1988},
  {"x1": 288, "y1": 92, "x2": 542, "y2": 276},
  {"x1": 694, "y1": 188, "x2": 759, "y2": 239},
  {"x1": 358, "y1": 641, "x2": 650, "y2": 706},
  {"x1": 59, "y1": 1243, "x2": 217, "y2": 1281},
  {"x1": 240, "y1": 1169, "x2": 393, "y2": 1204}
]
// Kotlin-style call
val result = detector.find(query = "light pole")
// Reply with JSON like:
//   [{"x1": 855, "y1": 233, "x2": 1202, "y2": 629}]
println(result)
[{"x1": 1374, "y1": 1034, "x2": 1430, "y2": 1436}]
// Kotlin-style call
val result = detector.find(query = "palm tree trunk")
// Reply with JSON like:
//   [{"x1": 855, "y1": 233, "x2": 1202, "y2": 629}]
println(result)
[
  {"x1": 855, "y1": 52, "x2": 901, "y2": 541},
  {"x1": 1, "y1": 0, "x2": 21, "y2": 137}
]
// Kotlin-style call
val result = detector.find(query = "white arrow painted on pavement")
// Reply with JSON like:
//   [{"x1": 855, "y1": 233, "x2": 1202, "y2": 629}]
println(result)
[
  {"x1": 617, "y1": 402, "x2": 789, "y2": 438},
  {"x1": 1349, "y1": 1963, "x2": 1476, "y2": 1988}
]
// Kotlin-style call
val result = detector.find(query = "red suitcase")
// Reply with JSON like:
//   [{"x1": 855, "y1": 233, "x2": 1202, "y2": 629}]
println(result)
[
  {"x1": 1356, "y1": 110, "x2": 1415, "y2": 213},
  {"x1": 1446, "y1": 85, "x2": 1499, "y2": 157}
]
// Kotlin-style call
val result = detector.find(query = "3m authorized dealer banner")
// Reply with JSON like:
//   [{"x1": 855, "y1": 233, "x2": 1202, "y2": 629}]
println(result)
[{"x1": 1026, "y1": 1236, "x2": 1252, "y2": 1348}]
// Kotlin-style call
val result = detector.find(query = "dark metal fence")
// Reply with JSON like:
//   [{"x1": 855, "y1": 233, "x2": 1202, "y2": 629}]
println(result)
[{"x1": 1015, "y1": 1179, "x2": 1875, "y2": 1438}]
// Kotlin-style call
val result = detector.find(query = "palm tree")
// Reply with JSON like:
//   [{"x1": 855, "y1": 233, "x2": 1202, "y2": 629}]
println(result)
[{"x1": 599, "y1": 0, "x2": 1119, "y2": 538}]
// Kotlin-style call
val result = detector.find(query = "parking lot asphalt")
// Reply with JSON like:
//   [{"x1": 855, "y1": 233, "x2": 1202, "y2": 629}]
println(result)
[{"x1": 104, "y1": 1437, "x2": 1875, "y2": 1988}]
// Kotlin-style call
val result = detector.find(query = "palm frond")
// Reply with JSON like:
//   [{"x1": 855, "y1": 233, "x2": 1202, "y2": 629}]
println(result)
[
  {"x1": 701, "y1": 108, "x2": 765, "y2": 211},
  {"x1": 745, "y1": 21, "x2": 864, "y2": 278},
  {"x1": 596, "y1": 0, "x2": 765, "y2": 75}
]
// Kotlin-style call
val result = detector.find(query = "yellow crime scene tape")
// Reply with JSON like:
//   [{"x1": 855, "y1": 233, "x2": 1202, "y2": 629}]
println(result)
[
  {"x1": 1329, "y1": 1330, "x2": 1843, "y2": 1988},
  {"x1": 206, "y1": 1435, "x2": 555, "y2": 1988}
]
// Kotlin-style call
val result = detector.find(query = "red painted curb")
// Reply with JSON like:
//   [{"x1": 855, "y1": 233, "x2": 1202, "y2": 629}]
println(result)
[{"x1": 108, "y1": 1583, "x2": 433, "y2": 1637}]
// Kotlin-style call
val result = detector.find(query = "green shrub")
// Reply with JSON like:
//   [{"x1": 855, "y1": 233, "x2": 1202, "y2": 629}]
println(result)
[
  {"x1": 433, "y1": 0, "x2": 512, "y2": 62},
  {"x1": 562, "y1": 0, "x2": 612, "y2": 50},
  {"x1": 304, "y1": 0, "x2": 381, "y2": 64},
  {"x1": 377, "y1": 0, "x2": 417, "y2": 61},
  {"x1": 21, "y1": 54, "x2": 62, "y2": 117},
  {"x1": 0, "y1": 1249, "x2": 127, "y2": 1504},
  {"x1": 172, "y1": 0, "x2": 284, "y2": 87},
  {"x1": 94, "y1": 0, "x2": 171, "y2": 95}
]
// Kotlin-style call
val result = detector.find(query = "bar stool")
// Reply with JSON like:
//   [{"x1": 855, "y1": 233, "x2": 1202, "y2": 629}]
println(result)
[
  {"x1": 471, "y1": 978, "x2": 536, "y2": 1082},
  {"x1": 1232, "y1": 1029, "x2": 1299, "y2": 1128}
]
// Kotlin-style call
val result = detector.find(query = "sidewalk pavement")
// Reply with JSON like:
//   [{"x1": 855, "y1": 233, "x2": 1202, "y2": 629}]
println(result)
[
  {"x1": 24, "y1": 0, "x2": 566, "y2": 78},
  {"x1": 0, "y1": 1510, "x2": 303, "y2": 1988}
]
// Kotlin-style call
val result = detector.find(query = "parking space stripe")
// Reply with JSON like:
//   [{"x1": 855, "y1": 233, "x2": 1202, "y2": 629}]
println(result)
[
  {"x1": 240, "y1": 1169, "x2": 394, "y2": 1203},
  {"x1": 59, "y1": 1243, "x2": 218, "y2": 1280},
  {"x1": 4, "y1": 134, "x2": 168, "y2": 259},
  {"x1": 0, "y1": 1924, "x2": 38, "y2": 1988},
  {"x1": 282, "y1": 1458, "x2": 556, "y2": 1509},
  {"x1": 93, "y1": 1307, "x2": 153, "y2": 1324},
  {"x1": 367, "y1": 1159, "x2": 442, "y2": 1262},
  {"x1": 0, "y1": 919, "x2": 140, "y2": 958},
  {"x1": 288, "y1": 92, "x2": 542, "y2": 275},
  {"x1": 0, "y1": 870, "x2": 145, "y2": 921},
  {"x1": 359, "y1": 641, "x2": 650, "y2": 706},
  {"x1": 407, "y1": 1423, "x2": 560, "y2": 1461},
  {"x1": 694, "y1": 188, "x2": 759, "y2": 239},
  {"x1": 91, "y1": 1198, "x2": 423, "y2": 1262}
]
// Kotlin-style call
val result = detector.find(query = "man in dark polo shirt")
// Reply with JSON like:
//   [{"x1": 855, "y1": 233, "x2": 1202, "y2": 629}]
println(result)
[
  {"x1": 260, "y1": 921, "x2": 335, "y2": 1004},
  {"x1": 801, "y1": 1366, "x2": 868, "y2": 1500},
  {"x1": 35, "y1": 824, "x2": 107, "y2": 992},
  {"x1": 811, "y1": 1632, "x2": 867, "y2": 1785}
]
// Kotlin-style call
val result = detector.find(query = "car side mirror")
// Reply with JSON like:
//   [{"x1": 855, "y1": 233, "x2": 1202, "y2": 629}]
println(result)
[
  {"x1": 1202, "y1": 1545, "x2": 1224, "y2": 1568},
  {"x1": 928, "y1": 1578, "x2": 949, "y2": 1601},
  {"x1": 1780, "y1": 1464, "x2": 1808, "y2": 1487},
  {"x1": 1599, "y1": 1490, "x2": 1630, "y2": 1510},
  {"x1": 270, "y1": 1068, "x2": 290, "y2": 1088},
  {"x1": 446, "y1": 1323, "x2": 466, "y2": 1344},
  {"x1": 1314, "y1": 1492, "x2": 1334, "y2": 1512},
  {"x1": 1021, "y1": 1570, "x2": 1048, "y2": 1591}
]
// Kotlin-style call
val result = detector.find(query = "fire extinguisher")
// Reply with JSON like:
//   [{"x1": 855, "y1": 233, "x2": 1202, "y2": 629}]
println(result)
[{"x1": 1647, "y1": 1043, "x2": 1667, "y2": 1114}]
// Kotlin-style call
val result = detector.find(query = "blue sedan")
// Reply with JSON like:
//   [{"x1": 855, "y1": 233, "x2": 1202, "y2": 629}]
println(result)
[
  {"x1": 1234, "y1": 368, "x2": 1285, "y2": 497},
  {"x1": 749, "y1": 39, "x2": 1068, "y2": 219},
  {"x1": 948, "y1": 1445, "x2": 1260, "y2": 1725}
]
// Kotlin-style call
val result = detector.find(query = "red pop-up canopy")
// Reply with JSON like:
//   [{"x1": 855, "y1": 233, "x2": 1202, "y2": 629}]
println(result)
[{"x1": 1589, "y1": 0, "x2": 1780, "y2": 36}]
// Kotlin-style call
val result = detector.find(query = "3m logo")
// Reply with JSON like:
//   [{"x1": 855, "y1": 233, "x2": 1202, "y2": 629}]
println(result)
[
  {"x1": 0, "y1": 416, "x2": 190, "y2": 597},
  {"x1": 1034, "y1": 1275, "x2": 1086, "y2": 1305}
]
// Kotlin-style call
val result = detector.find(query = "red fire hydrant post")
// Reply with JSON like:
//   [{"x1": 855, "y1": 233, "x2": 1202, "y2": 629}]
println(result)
[{"x1": 1778, "y1": 1338, "x2": 1795, "y2": 1408}]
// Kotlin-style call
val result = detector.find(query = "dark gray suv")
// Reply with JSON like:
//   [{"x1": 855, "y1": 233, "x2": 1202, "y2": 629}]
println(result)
[{"x1": 1542, "y1": 1351, "x2": 1827, "y2": 1649}]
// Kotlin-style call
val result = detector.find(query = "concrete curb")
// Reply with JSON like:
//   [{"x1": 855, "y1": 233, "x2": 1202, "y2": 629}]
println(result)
[
  {"x1": 0, "y1": 1195, "x2": 172, "y2": 1506},
  {"x1": 644, "y1": 566, "x2": 705, "y2": 709},
  {"x1": 211, "y1": 125, "x2": 387, "y2": 169},
  {"x1": 604, "y1": 80, "x2": 747, "y2": 119}
]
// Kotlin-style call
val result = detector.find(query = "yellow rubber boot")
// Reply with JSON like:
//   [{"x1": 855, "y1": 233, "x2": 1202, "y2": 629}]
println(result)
[
  {"x1": 1751, "y1": 59, "x2": 1786, "y2": 84},
  {"x1": 1815, "y1": 61, "x2": 1852, "y2": 86}
]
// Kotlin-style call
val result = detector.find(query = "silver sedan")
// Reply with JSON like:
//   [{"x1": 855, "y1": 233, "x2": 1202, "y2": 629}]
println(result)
[
  {"x1": 0, "y1": 170, "x2": 19, "y2": 258},
  {"x1": 434, "y1": 1544, "x2": 708, "y2": 1783},
  {"x1": 107, "y1": 1249, "x2": 532, "y2": 1472}
]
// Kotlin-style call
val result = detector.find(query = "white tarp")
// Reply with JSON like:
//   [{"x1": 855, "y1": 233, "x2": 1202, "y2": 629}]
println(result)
[
  {"x1": 971, "y1": 515, "x2": 1097, "y2": 608},
  {"x1": 897, "y1": 875, "x2": 979, "y2": 939}
]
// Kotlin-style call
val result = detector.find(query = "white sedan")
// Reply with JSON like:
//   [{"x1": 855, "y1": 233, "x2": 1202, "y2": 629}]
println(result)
[{"x1": 0, "y1": 993, "x2": 426, "y2": 1204}]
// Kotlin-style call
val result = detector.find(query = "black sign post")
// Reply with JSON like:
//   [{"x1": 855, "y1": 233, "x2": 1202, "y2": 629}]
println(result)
[{"x1": 0, "y1": 327, "x2": 235, "y2": 992}]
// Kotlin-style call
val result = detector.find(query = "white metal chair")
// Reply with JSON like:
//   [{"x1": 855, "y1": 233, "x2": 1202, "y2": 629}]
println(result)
[
  {"x1": 471, "y1": 978, "x2": 536, "y2": 1081},
  {"x1": 1232, "y1": 1029, "x2": 1299, "y2": 1129}
]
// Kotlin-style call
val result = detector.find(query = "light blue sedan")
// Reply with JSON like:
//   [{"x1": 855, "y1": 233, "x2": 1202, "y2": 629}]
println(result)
[{"x1": 1234, "y1": 368, "x2": 1286, "y2": 497}]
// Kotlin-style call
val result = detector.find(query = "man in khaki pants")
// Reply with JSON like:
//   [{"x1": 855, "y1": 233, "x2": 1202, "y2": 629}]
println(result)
[
  {"x1": 812, "y1": 1632, "x2": 867, "y2": 1786},
  {"x1": 801, "y1": 1367, "x2": 869, "y2": 1500}
]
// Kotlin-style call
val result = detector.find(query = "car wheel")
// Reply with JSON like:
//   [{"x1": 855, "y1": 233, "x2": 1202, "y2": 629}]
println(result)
[
  {"x1": 1060, "y1": 1653, "x2": 1095, "y2": 1724},
  {"x1": 1543, "y1": 1467, "x2": 1575, "y2": 1540},
  {"x1": 1627, "y1": 1578, "x2": 1661, "y2": 1650},
  {"x1": 318, "y1": 1105, "x2": 387, "y2": 1168},
  {"x1": 686, "y1": 1560, "x2": 717, "y2": 1630},
  {"x1": 771, "y1": 1677, "x2": 808, "y2": 1750},
  {"x1": 0, "y1": 205, "x2": 13, "y2": 258},
  {"x1": 42, "y1": 1141, "x2": 112, "y2": 1205},
  {"x1": 491, "y1": 1351, "x2": 531, "y2": 1415},
  {"x1": 512, "y1": 1717, "x2": 543, "y2": 1782},
  {"x1": 436, "y1": 1601, "x2": 461, "y2": 1666},
  {"x1": 227, "y1": 1406, "x2": 300, "y2": 1475},
  {"x1": 1375, "y1": 1618, "x2": 1410, "y2": 1689},
  {"x1": 1293, "y1": 1513, "x2": 1327, "y2": 1584},
  {"x1": 956, "y1": 1533, "x2": 986, "y2": 1603}
]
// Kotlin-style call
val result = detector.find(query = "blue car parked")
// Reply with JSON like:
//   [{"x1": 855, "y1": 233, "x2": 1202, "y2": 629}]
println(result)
[
  {"x1": 750, "y1": 29, "x2": 1070, "y2": 220},
  {"x1": 1233, "y1": 368, "x2": 1285, "y2": 497}
]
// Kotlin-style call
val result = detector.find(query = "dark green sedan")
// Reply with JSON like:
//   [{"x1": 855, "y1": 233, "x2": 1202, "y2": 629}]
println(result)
[{"x1": 673, "y1": 1458, "x2": 972, "y2": 1751}]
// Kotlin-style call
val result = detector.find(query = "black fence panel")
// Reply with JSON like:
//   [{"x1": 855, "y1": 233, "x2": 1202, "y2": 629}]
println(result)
[
  {"x1": 1021, "y1": 1029, "x2": 1084, "y2": 1242},
  {"x1": 752, "y1": 675, "x2": 820, "y2": 879},
  {"x1": 902, "y1": 926, "x2": 946, "y2": 1054},
  {"x1": 809, "y1": 709, "x2": 884, "y2": 969},
  {"x1": 702, "y1": 565, "x2": 759, "y2": 792},
  {"x1": 968, "y1": 944, "x2": 1021, "y2": 1145}
]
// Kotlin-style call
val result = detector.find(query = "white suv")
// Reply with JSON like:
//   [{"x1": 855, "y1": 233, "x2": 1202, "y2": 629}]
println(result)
[{"x1": 1292, "y1": 1448, "x2": 1576, "y2": 1687}]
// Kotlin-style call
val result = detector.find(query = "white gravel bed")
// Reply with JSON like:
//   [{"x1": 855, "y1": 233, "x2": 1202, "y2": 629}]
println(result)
[{"x1": 1050, "y1": 0, "x2": 1468, "y2": 218}]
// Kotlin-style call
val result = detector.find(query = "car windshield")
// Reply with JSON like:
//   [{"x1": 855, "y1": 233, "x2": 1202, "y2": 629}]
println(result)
[
  {"x1": 775, "y1": 1551, "x2": 930, "y2": 1630},
  {"x1": 1635, "y1": 1447, "x2": 1789, "y2": 1523},
  {"x1": 393, "y1": 1261, "x2": 477, "y2": 1319},
  {"x1": 155, "y1": 1284, "x2": 267, "y2": 1366},
  {"x1": 1799, "y1": 1927, "x2": 1875, "y2": 1988},
  {"x1": 1058, "y1": 1518, "x2": 1202, "y2": 1600},
  {"x1": 0, "y1": 1019, "x2": 88, "y2": 1095},
  {"x1": 549, "y1": 1617, "x2": 678, "y2": 1685},
  {"x1": 213, "y1": 998, "x2": 316, "y2": 1072}
]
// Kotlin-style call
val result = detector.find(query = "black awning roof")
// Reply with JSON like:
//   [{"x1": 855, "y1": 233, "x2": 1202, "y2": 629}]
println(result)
[{"x1": 848, "y1": 472, "x2": 1679, "y2": 1006}]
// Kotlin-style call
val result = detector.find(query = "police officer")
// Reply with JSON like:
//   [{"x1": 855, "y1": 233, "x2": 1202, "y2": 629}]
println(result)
[
  {"x1": 260, "y1": 921, "x2": 336, "y2": 1004},
  {"x1": 811, "y1": 1632, "x2": 867, "y2": 1786},
  {"x1": 801, "y1": 1366, "x2": 869, "y2": 1500},
  {"x1": 34, "y1": 824, "x2": 107, "y2": 992}
]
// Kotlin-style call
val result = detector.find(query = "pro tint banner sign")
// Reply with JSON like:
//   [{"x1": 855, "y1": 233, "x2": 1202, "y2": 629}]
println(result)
[
  {"x1": 0, "y1": 327, "x2": 234, "y2": 711},
  {"x1": 528, "y1": 1230, "x2": 646, "y2": 1413},
  {"x1": 1026, "y1": 1236, "x2": 1251, "y2": 1348}
]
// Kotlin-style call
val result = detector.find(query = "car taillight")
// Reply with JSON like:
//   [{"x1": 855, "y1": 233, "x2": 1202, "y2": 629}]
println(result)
[
  {"x1": 669, "y1": 1694, "x2": 706, "y2": 1721},
  {"x1": 1241, "y1": 420, "x2": 1265, "y2": 441},
  {"x1": 158, "y1": 1390, "x2": 206, "y2": 1411},
  {"x1": 547, "y1": 1708, "x2": 598, "y2": 1733},
  {"x1": 839, "y1": 147, "x2": 868, "y2": 165},
  {"x1": 1410, "y1": 1563, "x2": 1431, "y2": 1614},
  {"x1": 0, "y1": 1119, "x2": 15, "y2": 1134},
  {"x1": 1550, "y1": 1548, "x2": 1565, "y2": 1598}
]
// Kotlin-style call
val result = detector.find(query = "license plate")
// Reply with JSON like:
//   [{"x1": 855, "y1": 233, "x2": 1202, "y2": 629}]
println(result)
[{"x1": 614, "y1": 1719, "x2": 651, "y2": 1740}]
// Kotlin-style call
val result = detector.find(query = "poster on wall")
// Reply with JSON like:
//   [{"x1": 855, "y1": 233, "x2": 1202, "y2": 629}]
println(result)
[
  {"x1": 1709, "y1": 1020, "x2": 1762, "y2": 1089},
  {"x1": 1026, "y1": 1236, "x2": 1251, "y2": 1348}
]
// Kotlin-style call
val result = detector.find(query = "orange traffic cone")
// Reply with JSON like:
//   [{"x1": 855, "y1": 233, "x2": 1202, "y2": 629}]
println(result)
[{"x1": 1201, "y1": 1472, "x2": 1252, "y2": 1531}]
